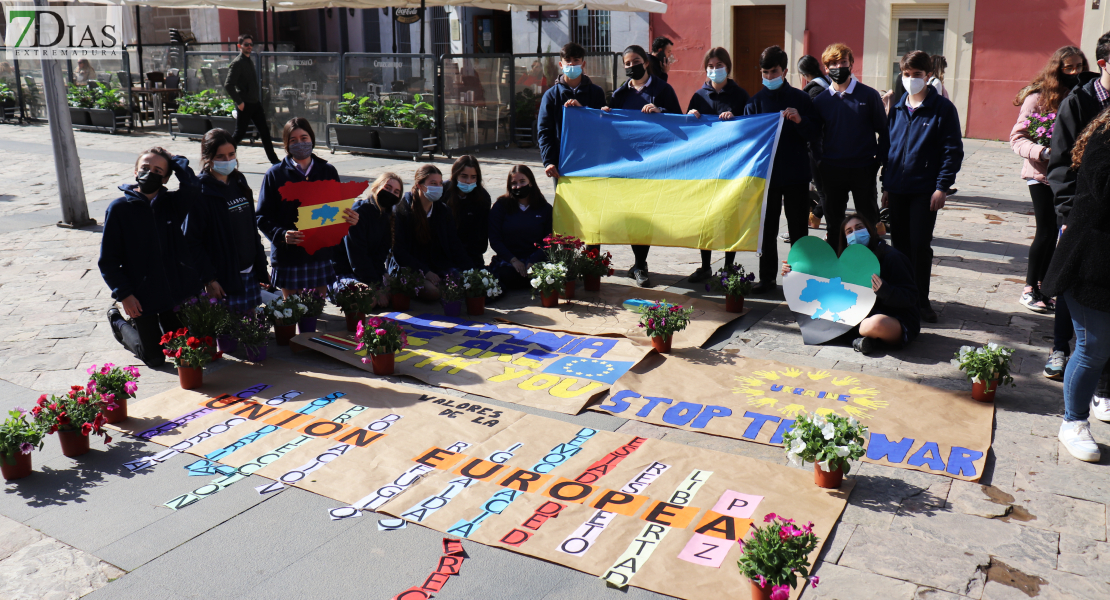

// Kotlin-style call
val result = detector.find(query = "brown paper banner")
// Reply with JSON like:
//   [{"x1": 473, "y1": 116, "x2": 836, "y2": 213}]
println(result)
[
  {"x1": 292, "y1": 311, "x2": 650, "y2": 414},
  {"x1": 594, "y1": 351, "x2": 994, "y2": 481},
  {"x1": 498, "y1": 284, "x2": 747, "y2": 349}
]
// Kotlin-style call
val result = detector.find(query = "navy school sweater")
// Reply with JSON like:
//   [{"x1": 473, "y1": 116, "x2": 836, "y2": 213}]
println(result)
[
  {"x1": 743, "y1": 82, "x2": 820, "y2": 186},
  {"x1": 185, "y1": 171, "x2": 269, "y2": 296},
  {"x1": 255, "y1": 155, "x2": 342, "y2": 269},
  {"x1": 443, "y1": 180, "x2": 492, "y2": 269},
  {"x1": 488, "y1": 196, "x2": 553, "y2": 266},
  {"x1": 537, "y1": 75, "x2": 608, "y2": 168},
  {"x1": 609, "y1": 76, "x2": 682, "y2": 115},
  {"x1": 392, "y1": 192, "x2": 474, "y2": 275},
  {"x1": 335, "y1": 197, "x2": 392, "y2": 285},
  {"x1": 687, "y1": 79, "x2": 750, "y2": 116},
  {"x1": 812, "y1": 80, "x2": 890, "y2": 169}
]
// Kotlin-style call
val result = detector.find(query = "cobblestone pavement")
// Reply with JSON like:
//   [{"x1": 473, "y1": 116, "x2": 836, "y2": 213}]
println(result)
[{"x1": 1, "y1": 122, "x2": 1108, "y2": 599}]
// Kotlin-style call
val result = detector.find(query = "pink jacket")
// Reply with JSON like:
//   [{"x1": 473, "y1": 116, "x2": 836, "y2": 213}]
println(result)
[{"x1": 1010, "y1": 92, "x2": 1049, "y2": 183}]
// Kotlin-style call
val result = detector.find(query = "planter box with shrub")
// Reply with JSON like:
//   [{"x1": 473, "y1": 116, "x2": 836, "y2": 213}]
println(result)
[{"x1": 327, "y1": 92, "x2": 436, "y2": 158}]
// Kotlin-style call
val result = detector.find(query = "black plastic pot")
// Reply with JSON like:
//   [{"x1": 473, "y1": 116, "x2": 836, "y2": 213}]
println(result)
[
  {"x1": 174, "y1": 113, "x2": 210, "y2": 135},
  {"x1": 88, "y1": 108, "x2": 124, "y2": 128},
  {"x1": 69, "y1": 106, "x2": 90, "y2": 126},
  {"x1": 378, "y1": 127, "x2": 430, "y2": 153},
  {"x1": 332, "y1": 124, "x2": 380, "y2": 148},
  {"x1": 209, "y1": 115, "x2": 237, "y2": 132}
]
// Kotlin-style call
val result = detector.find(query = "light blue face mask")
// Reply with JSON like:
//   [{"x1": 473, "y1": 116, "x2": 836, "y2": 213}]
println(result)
[
  {"x1": 763, "y1": 76, "x2": 784, "y2": 90},
  {"x1": 456, "y1": 181, "x2": 477, "y2": 194},
  {"x1": 424, "y1": 185, "x2": 443, "y2": 201},
  {"x1": 212, "y1": 159, "x2": 237, "y2": 176},
  {"x1": 846, "y1": 228, "x2": 870, "y2": 247},
  {"x1": 707, "y1": 67, "x2": 728, "y2": 84},
  {"x1": 562, "y1": 64, "x2": 583, "y2": 80}
]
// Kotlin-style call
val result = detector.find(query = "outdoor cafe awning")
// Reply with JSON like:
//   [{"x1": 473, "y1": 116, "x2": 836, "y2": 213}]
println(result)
[{"x1": 79, "y1": 0, "x2": 666, "y2": 13}]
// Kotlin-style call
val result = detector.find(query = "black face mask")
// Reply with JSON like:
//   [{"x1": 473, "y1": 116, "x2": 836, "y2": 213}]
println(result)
[
  {"x1": 510, "y1": 185, "x2": 531, "y2": 199},
  {"x1": 136, "y1": 170, "x2": 163, "y2": 195},
  {"x1": 625, "y1": 64, "x2": 646, "y2": 81},
  {"x1": 376, "y1": 189, "x2": 400, "y2": 209},
  {"x1": 1060, "y1": 73, "x2": 1080, "y2": 89},
  {"x1": 828, "y1": 67, "x2": 851, "y2": 85}
]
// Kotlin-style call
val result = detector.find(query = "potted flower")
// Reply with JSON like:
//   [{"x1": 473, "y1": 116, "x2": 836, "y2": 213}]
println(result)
[
  {"x1": 737, "y1": 513, "x2": 821, "y2": 600},
  {"x1": 707, "y1": 264, "x2": 756, "y2": 313},
  {"x1": 530, "y1": 262, "x2": 569, "y2": 308},
  {"x1": 297, "y1": 288, "x2": 328, "y2": 333},
  {"x1": 953, "y1": 342, "x2": 1015, "y2": 402},
  {"x1": 333, "y1": 281, "x2": 377, "y2": 332},
  {"x1": 236, "y1": 309, "x2": 272, "y2": 362},
  {"x1": 440, "y1": 272, "x2": 465, "y2": 317},
  {"x1": 635, "y1": 302, "x2": 694, "y2": 353},
  {"x1": 461, "y1": 268, "x2": 502, "y2": 316},
  {"x1": 32, "y1": 387, "x2": 114, "y2": 458},
  {"x1": 86, "y1": 363, "x2": 140, "y2": 424},
  {"x1": 385, "y1": 267, "x2": 425, "y2": 311},
  {"x1": 266, "y1": 295, "x2": 308, "y2": 346},
  {"x1": 355, "y1": 316, "x2": 409, "y2": 376},
  {"x1": 579, "y1": 249, "x2": 615, "y2": 292},
  {"x1": 782, "y1": 412, "x2": 868, "y2": 489},
  {"x1": 160, "y1": 328, "x2": 215, "y2": 389},
  {"x1": 1, "y1": 407, "x2": 45, "y2": 480},
  {"x1": 538, "y1": 234, "x2": 585, "y2": 298},
  {"x1": 176, "y1": 292, "x2": 231, "y2": 358}
]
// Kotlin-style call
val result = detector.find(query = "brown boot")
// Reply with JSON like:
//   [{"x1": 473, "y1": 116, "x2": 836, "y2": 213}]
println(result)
[{"x1": 808, "y1": 213, "x2": 821, "y2": 229}]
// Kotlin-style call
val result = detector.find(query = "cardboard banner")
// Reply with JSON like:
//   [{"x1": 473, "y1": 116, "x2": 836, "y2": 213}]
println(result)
[
  {"x1": 784, "y1": 237, "x2": 880, "y2": 345},
  {"x1": 113, "y1": 362, "x2": 849, "y2": 600},
  {"x1": 594, "y1": 351, "x2": 994, "y2": 481},
  {"x1": 292, "y1": 312, "x2": 651, "y2": 414},
  {"x1": 498, "y1": 285, "x2": 746, "y2": 350}
]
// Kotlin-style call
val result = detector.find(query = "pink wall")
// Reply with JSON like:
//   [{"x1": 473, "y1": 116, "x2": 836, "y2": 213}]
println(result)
[
  {"x1": 650, "y1": 0, "x2": 713, "y2": 108},
  {"x1": 965, "y1": 0, "x2": 1085, "y2": 139},
  {"x1": 804, "y1": 0, "x2": 866, "y2": 81},
  {"x1": 218, "y1": 9, "x2": 239, "y2": 45}
]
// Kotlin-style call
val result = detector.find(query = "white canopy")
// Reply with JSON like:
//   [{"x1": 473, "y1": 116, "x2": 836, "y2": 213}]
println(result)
[{"x1": 80, "y1": 0, "x2": 665, "y2": 13}]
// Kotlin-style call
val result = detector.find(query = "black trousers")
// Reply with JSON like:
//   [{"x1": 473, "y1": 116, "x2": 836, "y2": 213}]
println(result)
[
  {"x1": 820, "y1": 164, "x2": 880, "y2": 239},
  {"x1": 110, "y1": 310, "x2": 182, "y2": 368},
  {"x1": 809, "y1": 153, "x2": 826, "y2": 218},
  {"x1": 631, "y1": 245, "x2": 650, "y2": 267},
  {"x1": 760, "y1": 183, "x2": 810, "y2": 281},
  {"x1": 1026, "y1": 183, "x2": 1057, "y2": 288},
  {"x1": 888, "y1": 191, "x2": 937, "y2": 304},
  {"x1": 700, "y1": 249, "x2": 735, "y2": 269},
  {"x1": 234, "y1": 102, "x2": 280, "y2": 163}
]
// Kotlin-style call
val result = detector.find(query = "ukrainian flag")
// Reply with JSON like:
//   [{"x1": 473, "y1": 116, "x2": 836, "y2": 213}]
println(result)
[{"x1": 554, "y1": 108, "x2": 783, "y2": 252}]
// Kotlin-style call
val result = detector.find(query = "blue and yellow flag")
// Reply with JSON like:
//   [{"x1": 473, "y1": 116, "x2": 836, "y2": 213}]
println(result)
[{"x1": 553, "y1": 108, "x2": 783, "y2": 252}]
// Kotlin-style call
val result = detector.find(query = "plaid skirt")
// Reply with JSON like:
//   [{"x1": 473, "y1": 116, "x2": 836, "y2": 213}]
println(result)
[
  {"x1": 226, "y1": 271, "x2": 263, "y2": 315},
  {"x1": 272, "y1": 260, "x2": 336, "y2": 291}
]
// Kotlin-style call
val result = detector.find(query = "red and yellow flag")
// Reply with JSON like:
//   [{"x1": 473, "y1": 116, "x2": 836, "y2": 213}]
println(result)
[{"x1": 278, "y1": 180, "x2": 370, "y2": 255}]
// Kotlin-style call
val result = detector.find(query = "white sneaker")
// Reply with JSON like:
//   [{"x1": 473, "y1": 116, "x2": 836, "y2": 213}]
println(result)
[
  {"x1": 1059, "y1": 420, "x2": 1101, "y2": 462},
  {"x1": 1092, "y1": 396, "x2": 1110, "y2": 422}
]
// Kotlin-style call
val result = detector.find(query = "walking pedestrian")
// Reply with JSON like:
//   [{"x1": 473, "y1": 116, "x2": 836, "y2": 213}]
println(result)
[{"x1": 224, "y1": 34, "x2": 281, "y2": 165}]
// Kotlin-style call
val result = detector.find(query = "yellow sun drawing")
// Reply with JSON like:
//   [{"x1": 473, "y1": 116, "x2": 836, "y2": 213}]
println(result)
[{"x1": 731, "y1": 369, "x2": 889, "y2": 420}]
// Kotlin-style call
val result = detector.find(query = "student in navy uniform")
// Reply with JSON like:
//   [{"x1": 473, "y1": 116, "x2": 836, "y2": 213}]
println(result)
[
  {"x1": 798, "y1": 54, "x2": 830, "y2": 230},
  {"x1": 685, "y1": 47, "x2": 749, "y2": 283},
  {"x1": 334, "y1": 172, "x2": 403, "y2": 308},
  {"x1": 256, "y1": 117, "x2": 358, "y2": 298},
  {"x1": 101, "y1": 147, "x2": 200, "y2": 367},
  {"x1": 538, "y1": 42, "x2": 608, "y2": 181},
  {"x1": 488, "y1": 165, "x2": 553, "y2": 290},
  {"x1": 393, "y1": 164, "x2": 473, "y2": 301},
  {"x1": 442, "y1": 155, "x2": 491, "y2": 268},
  {"x1": 882, "y1": 50, "x2": 963, "y2": 324},
  {"x1": 185, "y1": 129, "x2": 269, "y2": 316},
  {"x1": 744, "y1": 45, "x2": 820, "y2": 293},
  {"x1": 604, "y1": 44, "x2": 683, "y2": 287},
  {"x1": 812, "y1": 43, "x2": 889, "y2": 242}
]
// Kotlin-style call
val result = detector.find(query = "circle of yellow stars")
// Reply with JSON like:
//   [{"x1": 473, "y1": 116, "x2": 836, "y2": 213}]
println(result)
[
  {"x1": 731, "y1": 369, "x2": 889, "y2": 420},
  {"x1": 561, "y1": 358, "x2": 616, "y2": 377}
]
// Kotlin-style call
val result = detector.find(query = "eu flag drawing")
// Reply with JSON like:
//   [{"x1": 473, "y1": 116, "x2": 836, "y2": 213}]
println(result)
[
  {"x1": 279, "y1": 180, "x2": 370, "y2": 255},
  {"x1": 553, "y1": 108, "x2": 783, "y2": 252},
  {"x1": 542, "y1": 356, "x2": 635, "y2": 385}
]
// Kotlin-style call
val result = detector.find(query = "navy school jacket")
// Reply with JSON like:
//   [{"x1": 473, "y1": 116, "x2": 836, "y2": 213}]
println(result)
[
  {"x1": 255, "y1": 155, "x2": 342, "y2": 269},
  {"x1": 537, "y1": 75, "x2": 608, "y2": 168},
  {"x1": 869, "y1": 239, "x2": 920, "y2": 339},
  {"x1": 744, "y1": 82, "x2": 820, "y2": 186},
  {"x1": 392, "y1": 192, "x2": 474, "y2": 275},
  {"x1": 883, "y1": 86, "x2": 963, "y2": 194},
  {"x1": 185, "y1": 171, "x2": 269, "y2": 297},
  {"x1": 488, "y1": 196, "x2": 553, "y2": 266},
  {"x1": 443, "y1": 180, "x2": 492, "y2": 269},
  {"x1": 609, "y1": 76, "x2": 682, "y2": 115},
  {"x1": 335, "y1": 197, "x2": 392, "y2": 285},
  {"x1": 687, "y1": 79, "x2": 750, "y2": 117}
]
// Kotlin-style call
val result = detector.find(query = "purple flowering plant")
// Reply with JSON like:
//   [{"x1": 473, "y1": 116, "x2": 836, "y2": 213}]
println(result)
[
  {"x1": 634, "y1": 302, "x2": 694, "y2": 339},
  {"x1": 333, "y1": 281, "x2": 377, "y2": 315},
  {"x1": 0, "y1": 407, "x2": 46, "y2": 463},
  {"x1": 1022, "y1": 111, "x2": 1056, "y2": 147},
  {"x1": 385, "y1": 267, "x2": 425, "y2": 298},
  {"x1": 174, "y1": 291, "x2": 231, "y2": 338},
  {"x1": 234, "y1": 309, "x2": 273, "y2": 351},
  {"x1": 296, "y1": 288, "x2": 328, "y2": 318},
  {"x1": 85, "y1": 363, "x2": 140, "y2": 403},
  {"x1": 737, "y1": 513, "x2": 821, "y2": 598},
  {"x1": 706, "y1": 264, "x2": 756, "y2": 297}
]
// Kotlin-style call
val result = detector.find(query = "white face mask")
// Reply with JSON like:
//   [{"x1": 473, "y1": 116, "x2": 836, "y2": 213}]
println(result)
[{"x1": 902, "y1": 76, "x2": 927, "y2": 95}]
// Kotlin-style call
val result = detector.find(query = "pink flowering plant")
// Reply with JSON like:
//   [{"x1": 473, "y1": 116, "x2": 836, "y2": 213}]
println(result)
[
  {"x1": 355, "y1": 316, "x2": 409, "y2": 358},
  {"x1": 1, "y1": 407, "x2": 46, "y2": 463},
  {"x1": 85, "y1": 363, "x2": 140, "y2": 403},
  {"x1": 706, "y1": 264, "x2": 756, "y2": 297},
  {"x1": 634, "y1": 302, "x2": 694, "y2": 339},
  {"x1": 385, "y1": 267, "x2": 425, "y2": 298},
  {"x1": 32, "y1": 387, "x2": 113, "y2": 442},
  {"x1": 737, "y1": 513, "x2": 821, "y2": 598},
  {"x1": 440, "y1": 272, "x2": 465, "y2": 302},
  {"x1": 1022, "y1": 111, "x2": 1056, "y2": 146}
]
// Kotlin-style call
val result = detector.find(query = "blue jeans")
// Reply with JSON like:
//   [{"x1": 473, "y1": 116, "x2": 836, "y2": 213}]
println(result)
[{"x1": 1063, "y1": 291, "x2": 1110, "y2": 421}]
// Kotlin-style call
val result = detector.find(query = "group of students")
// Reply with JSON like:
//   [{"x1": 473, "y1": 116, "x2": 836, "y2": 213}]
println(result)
[
  {"x1": 99, "y1": 116, "x2": 557, "y2": 370},
  {"x1": 536, "y1": 40, "x2": 963, "y2": 353},
  {"x1": 1008, "y1": 36, "x2": 1110, "y2": 462}
]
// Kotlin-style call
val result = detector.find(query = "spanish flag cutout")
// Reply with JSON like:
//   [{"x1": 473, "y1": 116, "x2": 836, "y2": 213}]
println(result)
[
  {"x1": 784, "y1": 236, "x2": 880, "y2": 345},
  {"x1": 278, "y1": 180, "x2": 370, "y2": 255},
  {"x1": 553, "y1": 108, "x2": 783, "y2": 252}
]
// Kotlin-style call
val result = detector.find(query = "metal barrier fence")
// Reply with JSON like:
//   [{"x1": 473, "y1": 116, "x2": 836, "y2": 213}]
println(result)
[
  {"x1": 9, "y1": 53, "x2": 135, "y2": 131},
  {"x1": 258, "y1": 51, "x2": 343, "y2": 142}
]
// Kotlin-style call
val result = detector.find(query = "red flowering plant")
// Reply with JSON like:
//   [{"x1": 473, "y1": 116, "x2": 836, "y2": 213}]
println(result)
[
  {"x1": 355, "y1": 316, "x2": 409, "y2": 359},
  {"x1": 538, "y1": 234, "x2": 586, "y2": 275},
  {"x1": 86, "y1": 363, "x2": 140, "y2": 402},
  {"x1": 634, "y1": 302, "x2": 694, "y2": 339},
  {"x1": 737, "y1": 513, "x2": 821, "y2": 599},
  {"x1": 159, "y1": 327, "x2": 215, "y2": 369},
  {"x1": 578, "y1": 249, "x2": 615, "y2": 278},
  {"x1": 31, "y1": 387, "x2": 114, "y2": 442}
]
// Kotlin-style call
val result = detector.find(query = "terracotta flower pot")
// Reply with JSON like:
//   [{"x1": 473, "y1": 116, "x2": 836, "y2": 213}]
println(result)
[
  {"x1": 749, "y1": 579, "x2": 773, "y2": 600},
  {"x1": 1, "y1": 451, "x2": 32, "y2": 481},
  {"x1": 563, "y1": 280, "x2": 576, "y2": 300},
  {"x1": 298, "y1": 315, "x2": 318, "y2": 334},
  {"x1": 466, "y1": 296, "x2": 485, "y2": 316},
  {"x1": 814, "y1": 462, "x2": 844, "y2": 489},
  {"x1": 345, "y1": 311, "x2": 366, "y2": 333},
  {"x1": 216, "y1": 335, "x2": 238, "y2": 354},
  {"x1": 372, "y1": 353, "x2": 395, "y2": 376},
  {"x1": 541, "y1": 291, "x2": 559, "y2": 308},
  {"x1": 104, "y1": 397, "x2": 128, "y2": 424},
  {"x1": 651, "y1": 335, "x2": 672, "y2": 353},
  {"x1": 726, "y1": 294, "x2": 745, "y2": 313},
  {"x1": 178, "y1": 365, "x2": 203, "y2": 390},
  {"x1": 274, "y1": 324, "x2": 297, "y2": 346},
  {"x1": 583, "y1": 275, "x2": 601, "y2": 292},
  {"x1": 971, "y1": 379, "x2": 999, "y2": 402},
  {"x1": 443, "y1": 300, "x2": 462, "y2": 317},
  {"x1": 58, "y1": 429, "x2": 90, "y2": 458},
  {"x1": 391, "y1": 293, "x2": 411, "y2": 311},
  {"x1": 245, "y1": 345, "x2": 267, "y2": 363}
]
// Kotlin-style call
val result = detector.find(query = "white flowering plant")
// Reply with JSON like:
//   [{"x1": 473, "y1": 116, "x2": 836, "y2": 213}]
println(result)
[
  {"x1": 266, "y1": 295, "x2": 308, "y2": 327},
  {"x1": 952, "y1": 342, "x2": 1015, "y2": 387},
  {"x1": 528, "y1": 262, "x2": 568, "y2": 298},
  {"x1": 461, "y1": 268, "x2": 502, "y2": 299},
  {"x1": 781, "y1": 412, "x2": 868, "y2": 475}
]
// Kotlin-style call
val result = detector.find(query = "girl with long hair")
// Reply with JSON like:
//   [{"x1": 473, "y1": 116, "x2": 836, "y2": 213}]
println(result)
[
  {"x1": 488, "y1": 165, "x2": 553, "y2": 290},
  {"x1": 392, "y1": 164, "x2": 473, "y2": 300},
  {"x1": 335, "y1": 171, "x2": 403, "y2": 307},
  {"x1": 443, "y1": 155, "x2": 491, "y2": 268}
]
